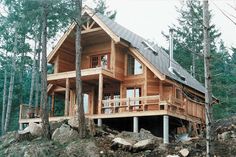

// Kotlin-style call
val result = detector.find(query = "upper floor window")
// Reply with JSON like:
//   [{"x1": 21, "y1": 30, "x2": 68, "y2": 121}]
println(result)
[
  {"x1": 176, "y1": 88, "x2": 182, "y2": 99},
  {"x1": 127, "y1": 54, "x2": 143, "y2": 75},
  {"x1": 91, "y1": 53, "x2": 110, "y2": 69}
]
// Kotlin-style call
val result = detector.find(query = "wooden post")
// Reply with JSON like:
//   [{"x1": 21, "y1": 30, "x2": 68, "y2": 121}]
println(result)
[
  {"x1": 65, "y1": 78, "x2": 70, "y2": 116},
  {"x1": 54, "y1": 55, "x2": 59, "y2": 73},
  {"x1": 98, "y1": 73, "x2": 103, "y2": 114},
  {"x1": 111, "y1": 40, "x2": 116, "y2": 72},
  {"x1": 159, "y1": 81, "x2": 163, "y2": 100},
  {"x1": 90, "y1": 87, "x2": 95, "y2": 115},
  {"x1": 51, "y1": 92, "x2": 55, "y2": 116}
]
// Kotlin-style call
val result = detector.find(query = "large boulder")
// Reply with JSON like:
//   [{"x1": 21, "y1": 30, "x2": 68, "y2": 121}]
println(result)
[
  {"x1": 52, "y1": 124, "x2": 79, "y2": 144},
  {"x1": 111, "y1": 137, "x2": 133, "y2": 151},
  {"x1": 116, "y1": 128, "x2": 162, "y2": 144},
  {"x1": 28, "y1": 122, "x2": 43, "y2": 137},
  {"x1": 50, "y1": 120, "x2": 65, "y2": 134},
  {"x1": 133, "y1": 139, "x2": 155, "y2": 152},
  {"x1": 68, "y1": 117, "x2": 80, "y2": 129}
]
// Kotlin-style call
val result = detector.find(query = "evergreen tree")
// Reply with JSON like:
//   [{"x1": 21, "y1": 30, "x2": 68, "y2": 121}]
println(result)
[{"x1": 168, "y1": 0, "x2": 220, "y2": 82}]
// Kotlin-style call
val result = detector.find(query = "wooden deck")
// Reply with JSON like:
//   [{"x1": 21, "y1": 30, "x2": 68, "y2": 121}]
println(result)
[
  {"x1": 47, "y1": 67, "x2": 115, "y2": 82},
  {"x1": 19, "y1": 94, "x2": 204, "y2": 125}
]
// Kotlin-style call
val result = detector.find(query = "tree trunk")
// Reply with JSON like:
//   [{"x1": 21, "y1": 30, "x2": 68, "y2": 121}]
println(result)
[
  {"x1": 35, "y1": 31, "x2": 42, "y2": 114},
  {"x1": 4, "y1": 31, "x2": 18, "y2": 133},
  {"x1": 19, "y1": 37, "x2": 26, "y2": 104},
  {"x1": 75, "y1": 0, "x2": 86, "y2": 138},
  {"x1": 1, "y1": 54, "x2": 8, "y2": 135},
  {"x1": 41, "y1": 0, "x2": 50, "y2": 139},
  {"x1": 29, "y1": 38, "x2": 37, "y2": 107},
  {"x1": 203, "y1": 1, "x2": 213, "y2": 157}
]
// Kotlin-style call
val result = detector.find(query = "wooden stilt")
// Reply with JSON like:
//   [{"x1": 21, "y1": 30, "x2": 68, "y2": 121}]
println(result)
[
  {"x1": 51, "y1": 92, "x2": 55, "y2": 116},
  {"x1": 98, "y1": 73, "x2": 103, "y2": 114},
  {"x1": 65, "y1": 78, "x2": 70, "y2": 116}
]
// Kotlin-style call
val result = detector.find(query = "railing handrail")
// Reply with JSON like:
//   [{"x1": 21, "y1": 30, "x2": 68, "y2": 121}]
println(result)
[{"x1": 102, "y1": 95, "x2": 160, "y2": 104}]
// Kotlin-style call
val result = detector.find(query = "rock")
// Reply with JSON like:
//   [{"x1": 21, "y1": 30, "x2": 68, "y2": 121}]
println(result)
[
  {"x1": 16, "y1": 126, "x2": 36, "y2": 142},
  {"x1": 231, "y1": 132, "x2": 236, "y2": 138},
  {"x1": 65, "y1": 140, "x2": 99, "y2": 157},
  {"x1": 0, "y1": 132, "x2": 17, "y2": 148},
  {"x1": 18, "y1": 126, "x2": 30, "y2": 134},
  {"x1": 218, "y1": 131, "x2": 231, "y2": 141},
  {"x1": 68, "y1": 117, "x2": 80, "y2": 129},
  {"x1": 179, "y1": 148, "x2": 189, "y2": 157},
  {"x1": 52, "y1": 124, "x2": 79, "y2": 144},
  {"x1": 116, "y1": 128, "x2": 162, "y2": 145},
  {"x1": 88, "y1": 118, "x2": 96, "y2": 136},
  {"x1": 50, "y1": 120, "x2": 64, "y2": 134},
  {"x1": 16, "y1": 131, "x2": 35, "y2": 142},
  {"x1": 28, "y1": 122, "x2": 43, "y2": 137},
  {"x1": 158, "y1": 143, "x2": 168, "y2": 151},
  {"x1": 111, "y1": 137, "x2": 133, "y2": 150},
  {"x1": 167, "y1": 155, "x2": 180, "y2": 157},
  {"x1": 133, "y1": 139, "x2": 154, "y2": 151}
]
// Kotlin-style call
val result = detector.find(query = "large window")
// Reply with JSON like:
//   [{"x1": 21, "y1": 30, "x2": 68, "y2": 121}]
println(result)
[
  {"x1": 91, "y1": 53, "x2": 110, "y2": 69},
  {"x1": 126, "y1": 87, "x2": 141, "y2": 106},
  {"x1": 176, "y1": 88, "x2": 182, "y2": 99},
  {"x1": 127, "y1": 54, "x2": 143, "y2": 75},
  {"x1": 83, "y1": 94, "x2": 89, "y2": 114}
]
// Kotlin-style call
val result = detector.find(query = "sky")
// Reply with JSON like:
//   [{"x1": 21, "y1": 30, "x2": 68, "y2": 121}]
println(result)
[
  {"x1": 0, "y1": 0, "x2": 235, "y2": 54},
  {"x1": 84, "y1": 0, "x2": 236, "y2": 53}
]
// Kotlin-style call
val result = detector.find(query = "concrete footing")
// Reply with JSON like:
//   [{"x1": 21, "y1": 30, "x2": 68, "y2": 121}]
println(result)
[
  {"x1": 97, "y1": 118, "x2": 102, "y2": 127},
  {"x1": 19, "y1": 123, "x2": 23, "y2": 131},
  {"x1": 133, "y1": 116, "x2": 138, "y2": 133},
  {"x1": 163, "y1": 115, "x2": 169, "y2": 144}
]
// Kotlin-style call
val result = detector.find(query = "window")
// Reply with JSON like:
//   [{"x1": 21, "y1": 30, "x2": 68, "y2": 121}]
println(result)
[
  {"x1": 83, "y1": 94, "x2": 89, "y2": 113},
  {"x1": 127, "y1": 54, "x2": 143, "y2": 75},
  {"x1": 104, "y1": 93, "x2": 112, "y2": 114},
  {"x1": 176, "y1": 89, "x2": 182, "y2": 99},
  {"x1": 126, "y1": 87, "x2": 141, "y2": 106},
  {"x1": 114, "y1": 93, "x2": 120, "y2": 107},
  {"x1": 91, "y1": 53, "x2": 110, "y2": 69}
]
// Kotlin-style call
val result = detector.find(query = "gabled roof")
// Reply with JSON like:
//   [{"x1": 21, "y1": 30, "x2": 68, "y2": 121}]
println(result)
[
  {"x1": 94, "y1": 10, "x2": 205, "y2": 94},
  {"x1": 47, "y1": 6, "x2": 206, "y2": 94}
]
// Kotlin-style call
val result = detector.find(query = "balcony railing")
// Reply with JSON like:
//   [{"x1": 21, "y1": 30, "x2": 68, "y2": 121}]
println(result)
[
  {"x1": 19, "y1": 104, "x2": 40, "y2": 120},
  {"x1": 101, "y1": 95, "x2": 161, "y2": 114},
  {"x1": 101, "y1": 95, "x2": 205, "y2": 121}
]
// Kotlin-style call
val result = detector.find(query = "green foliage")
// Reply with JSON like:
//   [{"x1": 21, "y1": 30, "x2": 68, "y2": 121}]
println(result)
[
  {"x1": 0, "y1": 0, "x2": 117, "y2": 135},
  {"x1": 93, "y1": 0, "x2": 116, "y2": 20}
]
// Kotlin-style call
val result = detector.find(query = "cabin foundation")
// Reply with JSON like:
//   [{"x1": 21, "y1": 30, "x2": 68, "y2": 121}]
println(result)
[
  {"x1": 163, "y1": 115, "x2": 169, "y2": 144},
  {"x1": 133, "y1": 116, "x2": 139, "y2": 133},
  {"x1": 97, "y1": 118, "x2": 102, "y2": 127}
]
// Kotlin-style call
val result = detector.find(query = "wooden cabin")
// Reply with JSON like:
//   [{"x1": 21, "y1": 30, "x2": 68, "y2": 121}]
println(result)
[{"x1": 19, "y1": 6, "x2": 210, "y2": 143}]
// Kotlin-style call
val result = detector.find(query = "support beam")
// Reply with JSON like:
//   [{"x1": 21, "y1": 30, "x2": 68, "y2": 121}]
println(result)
[
  {"x1": 133, "y1": 116, "x2": 139, "y2": 133},
  {"x1": 65, "y1": 78, "x2": 70, "y2": 116},
  {"x1": 163, "y1": 115, "x2": 169, "y2": 144},
  {"x1": 159, "y1": 80, "x2": 163, "y2": 101},
  {"x1": 90, "y1": 87, "x2": 95, "y2": 115},
  {"x1": 51, "y1": 92, "x2": 55, "y2": 116},
  {"x1": 97, "y1": 118, "x2": 102, "y2": 127},
  {"x1": 98, "y1": 73, "x2": 103, "y2": 114},
  {"x1": 19, "y1": 123, "x2": 23, "y2": 131}
]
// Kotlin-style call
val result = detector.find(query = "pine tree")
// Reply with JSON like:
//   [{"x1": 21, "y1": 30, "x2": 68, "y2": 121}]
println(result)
[{"x1": 169, "y1": 0, "x2": 220, "y2": 82}]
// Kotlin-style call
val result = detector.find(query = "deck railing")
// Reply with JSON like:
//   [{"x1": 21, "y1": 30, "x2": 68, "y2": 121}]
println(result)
[
  {"x1": 101, "y1": 95, "x2": 205, "y2": 121},
  {"x1": 19, "y1": 104, "x2": 40, "y2": 120},
  {"x1": 101, "y1": 95, "x2": 161, "y2": 114}
]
